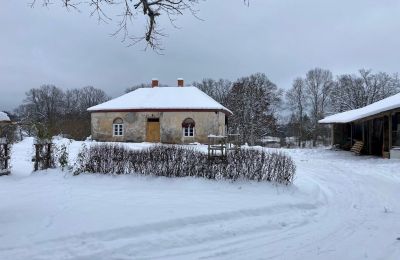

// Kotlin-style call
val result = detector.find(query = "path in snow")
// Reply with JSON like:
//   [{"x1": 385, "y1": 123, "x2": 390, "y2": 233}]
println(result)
[{"x1": 0, "y1": 139, "x2": 399, "y2": 259}]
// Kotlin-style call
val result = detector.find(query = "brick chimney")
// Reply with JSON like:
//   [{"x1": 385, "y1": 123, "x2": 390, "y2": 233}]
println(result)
[
  {"x1": 177, "y1": 78, "x2": 184, "y2": 87},
  {"x1": 152, "y1": 78, "x2": 159, "y2": 88}
]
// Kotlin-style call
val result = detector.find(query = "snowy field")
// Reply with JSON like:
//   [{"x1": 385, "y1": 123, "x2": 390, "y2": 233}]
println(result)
[{"x1": 0, "y1": 138, "x2": 399, "y2": 260}]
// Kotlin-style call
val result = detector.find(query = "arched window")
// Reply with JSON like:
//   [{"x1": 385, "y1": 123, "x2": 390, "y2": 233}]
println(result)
[
  {"x1": 182, "y1": 118, "x2": 195, "y2": 137},
  {"x1": 113, "y1": 118, "x2": 124, "y2": 136}
]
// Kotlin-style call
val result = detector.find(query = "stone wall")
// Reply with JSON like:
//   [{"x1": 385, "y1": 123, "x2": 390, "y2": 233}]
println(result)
[{"x1": 91, "y1": 111, "x2": 226, "y2": 144}]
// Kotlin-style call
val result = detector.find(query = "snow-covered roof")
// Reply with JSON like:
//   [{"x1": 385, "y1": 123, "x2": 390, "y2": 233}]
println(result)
[
  {"x1": 88, "y1": 87, "x2": 232, "y2": 114},
  {"x1": 319, "y1": 92, "x2": 400, "y2": 124},
  {"x1": 0, "y1": 111, "x2": 10, "y2": 122}
]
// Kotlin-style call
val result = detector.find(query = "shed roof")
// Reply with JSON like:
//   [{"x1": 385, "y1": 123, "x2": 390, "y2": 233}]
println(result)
[
  {"x1": 0, "y1": 111, "x2": 10, "y2": 122},
  {"x1": 319, "y1": 92, "x2": 400, "y2": 124},
  {"x1": 88, "y1": 87, "x2": 232, "y2": 114}
]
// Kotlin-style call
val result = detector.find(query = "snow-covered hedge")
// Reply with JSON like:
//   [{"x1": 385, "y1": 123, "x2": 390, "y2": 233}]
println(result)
[{"x1": 74, "y1": 145, "x2": 296, "y2": 185}]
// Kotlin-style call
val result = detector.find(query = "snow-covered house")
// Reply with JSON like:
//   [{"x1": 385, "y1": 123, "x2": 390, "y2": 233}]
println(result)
[
  {"x1": 88, "y1": 79, "x2": 232, "y2": 144},
  {"x1": 319, "y1": 92, "x2": 400, "y2": 159}
]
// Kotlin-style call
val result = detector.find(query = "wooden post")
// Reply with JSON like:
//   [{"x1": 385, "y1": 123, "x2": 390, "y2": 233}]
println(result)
[
  {"x1": 34, "y1": 144, "x2": 40, "y2": 171},
  {"x1": 382, "y1": 118, "x2": 385, "y2": 152},
  {"x1": 368, "y1": 120, "x2": 373, "y2": 155},
  {"x1": 207, "y1": 141, "x2": 210, "y2": 159},
  {"x1": 389, "y1": 113, "x2": 392, "y2": 151},
  {"x1": 362, "y1": 122, "x2": 365, "y2": 144},
  {"x1": 350, "y1": 123, "x2": 353, "y2": 146},
  {"x1": 4, "y1": 144, "x2": 8, "y2": 170},
  {"x1": 46, "y1": 143, "x2": 52, "y2": 169}
]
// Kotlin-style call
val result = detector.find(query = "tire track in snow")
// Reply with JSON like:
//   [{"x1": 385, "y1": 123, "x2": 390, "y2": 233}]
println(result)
[{"x1": 0, "y1": 202, "x2": 321, "y2": 260}]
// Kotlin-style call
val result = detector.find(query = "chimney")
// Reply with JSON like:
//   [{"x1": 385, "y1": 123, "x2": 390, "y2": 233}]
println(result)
[
  {"x1": 152, "y1": 78, "x2": 159, "y2": 88},
  {"x1": 177, "y1": 78, "x2": 184, "y2": 87}
]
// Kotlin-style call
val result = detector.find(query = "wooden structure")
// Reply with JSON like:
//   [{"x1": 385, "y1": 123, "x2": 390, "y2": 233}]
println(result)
[
  {"x1": 33, "y1": 141, "x2": 55, "y2": 171},
  {"x1": 326, "y1": 111, "x2": 400, "y2": 157},
  {"x1": 320, "y1": 93, "x2": 400, "y2": 158},
  {"x1": 207, "y1": 134, "x2": 241, "y2": 159},
  {"x1": 208, "y1": 135, "x2": 227, "y2": 159},
  {"x1": 0, "y1": 138, "x2": 10, "y2": 176},
  {"x1": 227, "y1": 134, "x2": 241, "y2": 151}
]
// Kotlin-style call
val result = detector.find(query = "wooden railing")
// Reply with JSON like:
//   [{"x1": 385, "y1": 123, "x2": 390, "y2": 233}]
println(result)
[{"x1": 207, "y1": 134, "x2": 241, "y2": 160}]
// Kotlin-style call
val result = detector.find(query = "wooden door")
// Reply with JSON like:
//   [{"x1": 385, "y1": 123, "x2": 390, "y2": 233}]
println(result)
[{"x1": 146, "y1": 119, "x2": 160, "y2": 142}]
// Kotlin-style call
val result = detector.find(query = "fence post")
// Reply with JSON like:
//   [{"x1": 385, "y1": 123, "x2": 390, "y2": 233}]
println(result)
[
  {"x1": 34, "y1": 144, "x2": 40, "y2": 171},
  {"x1": 4, "y1": 144, "x2": 8, "y2": 170},
  {"x1": 34, "y1": 141, "x2": 54, "y2": 171},
  {"x1": 0, "y1": 140, "x2": 11, "y2": 176}
]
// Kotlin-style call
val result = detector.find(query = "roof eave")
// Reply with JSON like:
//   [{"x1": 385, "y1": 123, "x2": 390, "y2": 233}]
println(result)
[{"x1": 88, "y1": 108, "x2": 233, "y2": 115}]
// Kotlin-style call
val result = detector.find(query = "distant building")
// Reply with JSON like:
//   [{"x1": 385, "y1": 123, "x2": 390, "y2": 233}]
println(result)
[
  {"x1": 319, "y1": 93, "x2": 400, "y2": 159},
  {"x1": 88, "y1": 79, "x2": 232, "y2": 144}
]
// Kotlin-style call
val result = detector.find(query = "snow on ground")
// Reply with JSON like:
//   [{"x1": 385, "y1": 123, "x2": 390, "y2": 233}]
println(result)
[{"x1": 0, "y1": 138, "x2": 399, "y2": 259}]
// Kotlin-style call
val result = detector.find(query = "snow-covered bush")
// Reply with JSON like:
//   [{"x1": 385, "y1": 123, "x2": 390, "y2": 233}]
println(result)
[
  {"x1": 56, "y1": 144, "x2": 69, "y2": 171},
  {"x1": 74, "y1": 145, "x2": 296, "y2": 185}
]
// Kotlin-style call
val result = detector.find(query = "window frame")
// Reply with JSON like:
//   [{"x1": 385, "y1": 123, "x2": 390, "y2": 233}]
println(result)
[
  {"x1": 183, "y1": 125, "x2": 195, "y2": 137},
  {"x1": 112, "y1": 119, "x2": 124, "y2": 137}
]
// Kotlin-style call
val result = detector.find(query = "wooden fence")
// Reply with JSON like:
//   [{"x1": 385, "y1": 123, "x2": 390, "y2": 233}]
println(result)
[
  {"x1": 0, "y1": 139, "x2": 10, "y2": 175},
  {"x1": 33, "y1": 142, "x2": 55, "y2": 171}
]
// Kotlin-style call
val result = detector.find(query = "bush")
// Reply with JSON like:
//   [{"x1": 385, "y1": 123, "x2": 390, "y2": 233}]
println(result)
[
  {"x1": 55, "y1": 144, "x2": 69, "y2": 171},
  {"x1": 73, "y1": 145, "x2": 296, "y2": 185}
]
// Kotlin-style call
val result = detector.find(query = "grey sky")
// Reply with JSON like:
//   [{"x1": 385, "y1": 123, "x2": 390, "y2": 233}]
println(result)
[{"x1": 1, "y1": 0, "x2": 400, "y2": 111}]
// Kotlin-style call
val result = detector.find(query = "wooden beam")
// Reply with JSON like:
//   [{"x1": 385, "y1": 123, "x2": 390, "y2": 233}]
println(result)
[
  {"x1": 350, "y1": 123, "x2": 353, "y2": 146},
  {"x1": 362, "y1": 122, "x2": 365, "y2": 143},
  {"x1": 368, "y1": 120, "x2": 373, "y2": 154},
  {"x1": 389, "y1": 112, "x2": 392, "y2": 150}
]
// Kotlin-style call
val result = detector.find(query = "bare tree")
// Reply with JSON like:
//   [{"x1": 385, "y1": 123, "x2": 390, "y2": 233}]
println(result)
[
  {"x1": 304, "y1": 68, "x2": 334, "y2": 146},
  {"x1": 228, "y1": 73, "x2": 281, "y2": 145},
  {"x1": 30, "y1": 1, "x2": 251, "y2": 50},
  {"x1": 22, "y1": 85, "x2": 65, "y2": 134},
  {"x1": 286, "y1": 78, "x2": 307, "y2": 147},
  {"x1": 77, "y1": 86, "x2": 110, "y2": 111},
  {"x1": 30, "y1": 0, "x2": 201, "y2": 50},
  {"x1": 330, "y1": 69, "x2": 400, "y2": 112},
  {"x1": 193, "y1": 78, "x2": 232, "y2": 106},
  {"x1": 16, "y1": 85, "x2": 109, "y2": 140}
]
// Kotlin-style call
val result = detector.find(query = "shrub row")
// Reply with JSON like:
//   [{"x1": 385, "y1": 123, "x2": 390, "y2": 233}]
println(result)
[{"x1": 73, "y1": 144, "x2": 296, "y2": 185}]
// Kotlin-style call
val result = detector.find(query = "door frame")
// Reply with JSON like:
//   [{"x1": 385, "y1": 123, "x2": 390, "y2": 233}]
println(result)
[{"x1": 146, "y1": 118, "x2": 161, "y2": 142}]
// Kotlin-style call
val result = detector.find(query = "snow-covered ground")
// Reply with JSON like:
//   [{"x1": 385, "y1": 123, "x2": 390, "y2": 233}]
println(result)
[{"x1": 0, "y1": 138, "x2": 399, "y2": 259}]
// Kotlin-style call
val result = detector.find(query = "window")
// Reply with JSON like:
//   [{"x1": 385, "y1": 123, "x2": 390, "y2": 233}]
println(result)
[
  {"x1": 182, "y1": 118, "x2": 195, "y2": 137},
  {"x1": 113, "y1": 118, "x2": 124, "y2": 136}
]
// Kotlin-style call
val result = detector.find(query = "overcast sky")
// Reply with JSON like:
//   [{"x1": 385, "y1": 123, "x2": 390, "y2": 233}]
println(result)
[{"x1": 1, "y1": 0, "x2": 400, "y2": 111}]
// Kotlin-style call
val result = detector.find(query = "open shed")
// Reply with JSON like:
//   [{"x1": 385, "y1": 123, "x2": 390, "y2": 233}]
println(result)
[{"x1": 319, "y1": 93, "x2": 400, "y2": 158}]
